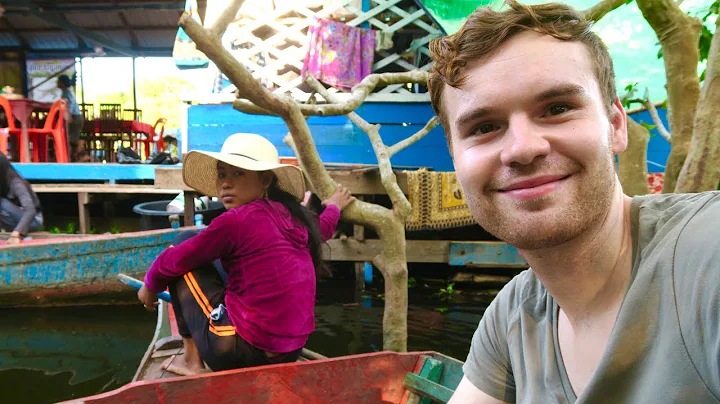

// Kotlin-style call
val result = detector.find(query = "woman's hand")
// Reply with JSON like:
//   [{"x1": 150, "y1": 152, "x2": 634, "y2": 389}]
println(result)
[
  {"x1": 322, "y1": 184, "x2": 356, "y2": 211},
  {"x1": 138, "y1": 284, "x2": 159, "y2": 312}
]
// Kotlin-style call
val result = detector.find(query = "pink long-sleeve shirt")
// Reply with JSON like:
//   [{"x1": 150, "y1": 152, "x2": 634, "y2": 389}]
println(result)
[{"x1": 144, "y1": 198, "x2": 341, "y2": 353}]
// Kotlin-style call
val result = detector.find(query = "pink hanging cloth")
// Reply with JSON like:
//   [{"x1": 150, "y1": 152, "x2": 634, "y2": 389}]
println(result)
[{"x1": 302, "y1": 17, "x2": 376, "y2": 91}]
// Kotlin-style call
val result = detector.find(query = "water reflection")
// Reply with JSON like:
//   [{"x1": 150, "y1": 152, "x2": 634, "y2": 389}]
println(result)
[
  {"x1": 0, "y1": 306, "x2": 154, "y2": 403},
  {"x1": 0, "y1": 278, "x2": 490, "y2": 403}
]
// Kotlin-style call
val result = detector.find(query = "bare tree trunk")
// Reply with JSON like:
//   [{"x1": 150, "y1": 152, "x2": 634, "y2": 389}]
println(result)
[
  {"x1": 618, "y1": 117, "x2": 650, "y2": 196},
  {"x1": 676, "y1": 15, "x2": 720, "y2": 192},
  {"x1": 178, "y1": 1, "x2": 437, "y2": 352},
  {"x1": 635, "y1": 0, "x2": 702, "y2": 193}
]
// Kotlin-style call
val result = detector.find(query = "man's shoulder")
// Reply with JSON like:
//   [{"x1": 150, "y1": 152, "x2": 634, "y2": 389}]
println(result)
[
  {"x1": 634, "y1": 191, "x2": 719, "y2": 220},
  {"x1": 674, "y1": 191, "x2": 720, "y2": 263},
  {"x1": 633, "y1": 191, "x2": 720, "y2": 246}
]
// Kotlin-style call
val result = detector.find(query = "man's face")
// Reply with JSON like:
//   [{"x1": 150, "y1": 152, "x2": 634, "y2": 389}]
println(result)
[{"x1": 442, "y1": 31, "x2": 627, "y2": 250}]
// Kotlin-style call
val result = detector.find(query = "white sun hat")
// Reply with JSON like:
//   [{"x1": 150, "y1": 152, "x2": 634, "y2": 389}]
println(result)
[{"x1": 182, "y1": 133, "x2": 306, "y2": 201}]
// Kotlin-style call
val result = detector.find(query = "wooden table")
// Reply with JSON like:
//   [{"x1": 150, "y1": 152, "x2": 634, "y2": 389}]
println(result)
[{"x1": 8, "y1": 98, "x2": 53, "y2": 162}]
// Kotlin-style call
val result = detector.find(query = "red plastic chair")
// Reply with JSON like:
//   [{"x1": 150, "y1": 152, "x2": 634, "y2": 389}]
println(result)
[
  {"x1": 0, "y1": 96, "x2": 19, "y2": 156},
  {"x1": 8, "y1": 99, "x2": 69, "y2": 163},
  {"x1": 152, "y1": 117, "x2": 167, "y2": 151}
]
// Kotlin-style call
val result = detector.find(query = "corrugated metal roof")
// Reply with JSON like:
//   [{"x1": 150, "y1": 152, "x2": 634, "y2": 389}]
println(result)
[
  {"x1": 0, "y1": 33, "x2": 21, "y2": 47},
  {"x1": 136, "y1": 30, "x2": 178, "y2": 48},
  {"x1": 122, "y1": 9, "x2": 184, "y2": 28},
  {"x1": 26, "y1": 31, "x2": 79, "y2": 50},
  {"x1": 64, "y1": 11, "x2": 126, "y2": 29},
  {"x1": 0, "y1": 0, "x2": 206, "y2": 57}
]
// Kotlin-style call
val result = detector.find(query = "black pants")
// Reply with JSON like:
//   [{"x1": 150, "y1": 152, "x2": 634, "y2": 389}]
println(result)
[{"x1": 167, "y1": 230, "x2": 302, "y2": 371}]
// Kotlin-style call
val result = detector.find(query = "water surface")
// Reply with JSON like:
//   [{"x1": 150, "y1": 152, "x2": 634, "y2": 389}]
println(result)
[{"x1": 0, "y1": 277, "x2": 490, "y2": 403}]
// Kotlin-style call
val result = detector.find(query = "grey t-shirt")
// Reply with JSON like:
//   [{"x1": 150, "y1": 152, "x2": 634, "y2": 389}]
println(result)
[{"x1": 463, "y1": 191, "x2": 720, "y2": 403}]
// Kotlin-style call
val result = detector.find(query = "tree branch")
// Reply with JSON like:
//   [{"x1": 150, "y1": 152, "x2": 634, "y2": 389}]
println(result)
[
  {"x1": 306, "y1": 74, "x2": 413, "y2": 219},
  {"x1": 209, "y1": 0, "x2": 244, "y2": 37},
  {"x1": 583, "y1": 0, "x2": 627, "y2": 22},
  {"x1": 233, "y1": 98, "x2": 279, "y2": 115},
  {"x1": 676, "y1": 13, "x2": 720, "y2": 192},
  {"x1": 181, "y1": 5, "x2": 411, "y2": 351},
  {"x1": 295, "y1": 71, "x2": 428, "y2": 116},
  {"x1": 642, "y1": 88, "x2": 671, "y2": 143},
  {"x1": 388, "y1": 117, "x2": 439, "y2": 157},
  {"x1": 636, "y1": 0, "x2": 702, "y2": 193},
  {"x1": 180, "y1": 11, "x2": 290, "y2": 116},
  {"x1": 618, "y1": 117, "x2": 650, "y2": 196}
]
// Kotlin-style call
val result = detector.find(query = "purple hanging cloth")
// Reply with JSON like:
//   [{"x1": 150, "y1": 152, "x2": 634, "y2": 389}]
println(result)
[{"x1": 302, "y1": 17, "x2": 376, "y2": 91}]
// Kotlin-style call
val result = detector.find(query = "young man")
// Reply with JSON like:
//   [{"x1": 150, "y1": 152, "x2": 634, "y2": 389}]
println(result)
[{"x1": 428, "y1": 1, "x2": 720, "y2": 403}]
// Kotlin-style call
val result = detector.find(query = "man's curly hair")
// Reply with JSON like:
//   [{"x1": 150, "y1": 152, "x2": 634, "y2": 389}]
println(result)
[{"x1": 428, "y1": 0, "x2": 616, "y2": 136}]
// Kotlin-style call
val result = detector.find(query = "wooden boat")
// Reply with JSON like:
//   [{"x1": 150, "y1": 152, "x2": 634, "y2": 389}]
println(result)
[
  {"x1": 64, "y1": 301, "x2": 464, "y2": 403},
  {"x1": 0, "y1": 227, "x2": 187, "y2": 307}
]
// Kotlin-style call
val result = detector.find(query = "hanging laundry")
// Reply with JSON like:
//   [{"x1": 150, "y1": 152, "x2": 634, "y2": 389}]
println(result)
[
  {"x1": 375, "y1": 31, "x2": 394, "y2": 51},
  {"x1": 302, "y1": 17, "x2": 376, "y2": 91}
]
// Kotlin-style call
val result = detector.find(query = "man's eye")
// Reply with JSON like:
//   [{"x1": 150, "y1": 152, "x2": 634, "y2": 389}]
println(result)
[
  {"x1": 233, "y1": 171, "x2": 244, "y2": 177},
  {"x1": 218, "y1": 173, "x2": 225, "y2": 179},
  {"x1": 548, "y1": 105, "x2": 570, "y2": 115},
  {"x1": 475, "y1": 124, "x2": 497, "y2": 134}
]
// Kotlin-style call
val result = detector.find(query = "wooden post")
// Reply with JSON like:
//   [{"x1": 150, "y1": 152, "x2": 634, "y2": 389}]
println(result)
[
  {"x1": 354, "y1": 195, "x2": 366, "y2": 292},
  {"x1": 77, "y1": 192, "x2": 90, "y2": 234},
  {"x1": 354, "y1": 224, "x2": 365, "y2": 292},
  {"x1": 183, "y1": 190, "x2": 198, "y2": 227}
]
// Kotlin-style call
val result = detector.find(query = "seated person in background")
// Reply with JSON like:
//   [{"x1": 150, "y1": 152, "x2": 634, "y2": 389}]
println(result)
[
  {"x1": 0, "y1": 152, "x2": 42, "y2": 244},
  {"x1": 163, "y1": 133, "x2": 179, "y2": 164},
  {"x1": 428, "y1": 1, "x2": 720, "y2": 402},
  {"x1": 138, "y1": 133, "x2": 355, "y2": 376}
]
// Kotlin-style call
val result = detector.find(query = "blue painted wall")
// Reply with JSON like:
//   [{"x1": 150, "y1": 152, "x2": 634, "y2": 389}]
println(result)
[
  {"x1": 188, "y1": 102, "x2": 455, "y2": 171},
  {"x1": 187, "y1": 102, "x2": 671, "y2": 173},
  {"x1": 628, "y1": 107, "x2": 671, "y2": 173}
]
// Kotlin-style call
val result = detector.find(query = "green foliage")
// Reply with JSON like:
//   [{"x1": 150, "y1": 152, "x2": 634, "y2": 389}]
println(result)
[
  {"x1": 435, "y1": 282, "x2": 457, "y2": 301},
  {"x1": 110, "y1": 225, "x2": 121, "y2": 234},
  {"x1": 434, "y1": 307, "x2": 448, "y2": 313},
  {"x1": 49, "y1": 223, "x2": 78, "y2": 234},
  {"x1": 408, "y1": 277, "x2": 417, "y2": 289},
  {"x1": 640, "y1": 122, "x2": 657, "y2": 133},
  {"x1": 620, "y1": 82, "x2": 642, "y2": 109}
]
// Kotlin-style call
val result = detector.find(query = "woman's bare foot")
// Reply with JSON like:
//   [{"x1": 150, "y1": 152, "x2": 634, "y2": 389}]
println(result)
[{"x1": 161, "y1": 353, "x2": 209, "y2": 376}]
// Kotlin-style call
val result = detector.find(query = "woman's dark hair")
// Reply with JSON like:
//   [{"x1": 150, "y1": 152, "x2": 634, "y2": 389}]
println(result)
[
  {"x1": 58, "y1": 74, "x2": 76, "y2": 87},
  {"x1": 0, "y1": 152, "x2": 27, "y2": 197},
  {"x1": 267, "y1": 176, "x2": 331, "y2": 278}
]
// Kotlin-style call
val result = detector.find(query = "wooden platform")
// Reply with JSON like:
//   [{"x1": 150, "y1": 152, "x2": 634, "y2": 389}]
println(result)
[{"x1": 11, "y1": 163, "x2": 527, "y2": 268}]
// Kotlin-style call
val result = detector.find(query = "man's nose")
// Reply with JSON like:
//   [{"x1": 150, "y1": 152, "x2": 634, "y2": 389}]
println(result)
[{"x1": 500, "y1": 116, "x2": 551, "y2": 166}]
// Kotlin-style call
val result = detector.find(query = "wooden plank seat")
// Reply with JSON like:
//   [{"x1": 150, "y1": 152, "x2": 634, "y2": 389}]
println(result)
[{"x1": 402, "y1": 354, "x2": 460, "y2": 404}]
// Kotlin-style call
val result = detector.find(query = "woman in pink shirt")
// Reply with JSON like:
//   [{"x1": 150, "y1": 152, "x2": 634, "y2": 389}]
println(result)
[{"x1": 138, "y1": 133, "x2": 355, "y2": 376}]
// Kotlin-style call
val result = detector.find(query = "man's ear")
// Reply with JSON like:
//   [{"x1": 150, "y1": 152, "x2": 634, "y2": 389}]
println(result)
[{"x1": 609, "y1": 96, "x2": 628, "y2": 154}]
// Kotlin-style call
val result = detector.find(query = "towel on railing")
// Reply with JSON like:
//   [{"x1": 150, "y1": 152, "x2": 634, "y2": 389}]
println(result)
[
  {"x1": 405, "y1": 169, "x2": 476, "y2": 231},
  {"x1": 302, "y1": 17, "x2": 375, "y2": 91}
]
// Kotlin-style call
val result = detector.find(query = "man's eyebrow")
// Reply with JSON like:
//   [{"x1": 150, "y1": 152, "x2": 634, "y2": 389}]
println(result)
[
  {"x1": 535, "y1": 83, "x2": 589, "y2": 103},
  {"x1": 456, "y1": 106, "x2": 494, "y2": 129},
  {"x1": 454, "y1": 84, "x2": 590, "y2": 128}
]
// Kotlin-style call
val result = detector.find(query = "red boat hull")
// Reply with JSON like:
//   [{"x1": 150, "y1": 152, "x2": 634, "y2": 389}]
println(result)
[{"x1": 65, "y1": 351, "x2": 432, "y2": 404}]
